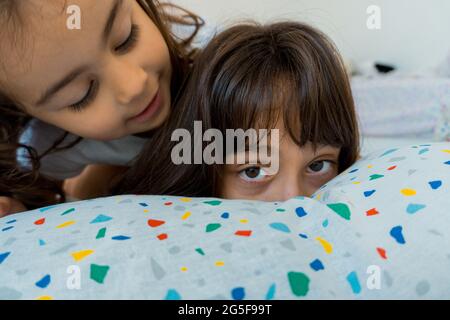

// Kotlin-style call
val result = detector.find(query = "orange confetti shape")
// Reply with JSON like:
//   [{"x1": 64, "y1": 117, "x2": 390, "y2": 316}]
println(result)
[
  {"x1": 235, "y1": 230, "x2": 252, "y2": 237},
  {"x1": 376, "y1": 247, "x2": 387, "y2": 259},
  {"x1": 157, "y1": 233, "x2": 168, "y2": 240},
  {"x1": 387, "y1": 165, "x2": 397, "y2": 171},
  {"x1": 34, "y1": 218, "x2": 45, "y2": 225},
  {"x1": 366, "y1": 208, "x2": 379, "y2": 216},
  {"x1": 164, "y1": 202, "x2": 173, "y2": 206},
  {"x1": 148, "y1": 219, "x2": 166, "y2": 228}
]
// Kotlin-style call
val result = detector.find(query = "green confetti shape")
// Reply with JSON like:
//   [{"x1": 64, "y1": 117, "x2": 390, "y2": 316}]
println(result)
[
  {"x1": 96, "y1": 227, "x2": 106, "y2": 239},
  {"x1": 90, "y1": 264, "x2": 110, "y2": 284},
  {"x1": 288, "y1": 272, "x2": 310, "y2": 297},
  {"x1": 203, "y1": 200, "x2": 222, "y2": 206},
  {"x1": 327, "y1": 203, "x2": 351, "y2": 220},
  {"x1": 206, "y1": 223, "x2": 222, "y2": 233}
]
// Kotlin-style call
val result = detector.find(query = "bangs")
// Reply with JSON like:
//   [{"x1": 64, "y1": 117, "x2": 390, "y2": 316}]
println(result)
[{"x1": 207, "y1": 33, "x2": 355, "y2": 154}]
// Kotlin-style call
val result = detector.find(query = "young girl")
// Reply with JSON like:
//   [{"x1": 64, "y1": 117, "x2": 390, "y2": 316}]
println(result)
[
  {"x1": 0, "y1": 0, "x2": 203, "y2": 215},
  {"x1": 113, "y1": 21, "x2": 360, "y2": 201}
]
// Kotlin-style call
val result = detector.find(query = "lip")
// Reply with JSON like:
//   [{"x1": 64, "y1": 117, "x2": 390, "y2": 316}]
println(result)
[{"x1": 130, "y1": 88, "x2": 162, "y2": 123}]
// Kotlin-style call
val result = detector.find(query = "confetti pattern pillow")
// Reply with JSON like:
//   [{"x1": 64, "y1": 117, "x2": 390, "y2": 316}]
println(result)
[{"x1": 0, "y1": 143, "x2": 449, "y2": 300}]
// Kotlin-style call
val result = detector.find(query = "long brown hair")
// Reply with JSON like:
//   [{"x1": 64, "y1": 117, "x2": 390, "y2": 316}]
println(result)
[
  {"x1": 0, "y1": 0, "x2": 203, "y2": 210},
  {"x1": 113, "y1": 21, "x2": 360, "y2": 197}
]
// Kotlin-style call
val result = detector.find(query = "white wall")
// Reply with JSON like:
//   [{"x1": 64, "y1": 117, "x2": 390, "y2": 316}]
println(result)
[{"x1": 169, "y1": 0, "x2": 450, "y2": 73}]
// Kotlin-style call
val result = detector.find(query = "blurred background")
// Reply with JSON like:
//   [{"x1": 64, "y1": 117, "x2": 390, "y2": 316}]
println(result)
[{"x1": 168, "y1": 0, "x2": 450, "y2": 156}]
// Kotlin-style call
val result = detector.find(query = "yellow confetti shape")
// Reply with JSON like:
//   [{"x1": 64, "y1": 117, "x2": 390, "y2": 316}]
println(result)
[
  {"x1": 143, "y1": 209, "x2": 149, "y2": 213},
  {"x1": 441, "y1": 149, "x2": 450, "y2": 154},
  {"x1": 239, "y1": 219, "x2": 248, "y2": 224},
  {"x1": 316, "y1": 237, "x2": 333, "y2": 254},
  {"x1": 400, "y1": 188, "x2": 416, "y2": 196},
  {"x1": 315, "y1": 194, "x2": 321, "y2": 200},
  {"x1": 352, "y1": 181, "x2": 361, "y2": 185},
  {"x1": 56, "y1": 220, "x2": 75, "y2": 229},
  {"x1": 71, "y1": 249, "x2": 94, "y2": 262},
  {"x1": 367, "y1": 165, "x2": 373, "y2": 168},
  {"x1": 181, "y1": 267, "x2": 188, "y2": 272},
  {"x1": 181, "y1": 211, "x2": 191, "y2": 220},
  {"x1": 215, "y1": 261, "x2": 225, "y2": 267},
  {"x1": 180, "y1": 198, "x2": 192, "y2": 203},
  {"x1": 36, "y1": 296, "x2": 53, "y2": 300}
]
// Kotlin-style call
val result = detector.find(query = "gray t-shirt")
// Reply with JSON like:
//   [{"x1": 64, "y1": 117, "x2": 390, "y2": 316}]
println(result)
[{"x1": 17, "y1": 119, "x2": 147, "y2": 180}]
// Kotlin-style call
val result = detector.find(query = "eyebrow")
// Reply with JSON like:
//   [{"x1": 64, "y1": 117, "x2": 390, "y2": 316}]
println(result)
[{"x1": 36, "y1": 0, "x2": 123, "y2": 106}]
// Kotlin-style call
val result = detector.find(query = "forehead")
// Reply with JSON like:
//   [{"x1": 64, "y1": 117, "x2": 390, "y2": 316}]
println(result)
[{"x1": 1, "y1": 0, "x2": 115, "y2": 104}]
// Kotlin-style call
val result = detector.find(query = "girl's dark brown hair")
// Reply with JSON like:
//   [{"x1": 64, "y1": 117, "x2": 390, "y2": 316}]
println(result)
[
  {"x1": 113, "y1": 21, "x2": 360, "y2": 198},
  {"x1": 0, "y1": 0, "x2": 203, "y2": 210}
]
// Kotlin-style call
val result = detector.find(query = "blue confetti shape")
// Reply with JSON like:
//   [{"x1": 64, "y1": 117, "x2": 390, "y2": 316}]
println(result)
[
  {"x1": 112, "y1": 235, "x2": 131, "y2": 241},
  {"x1": 346, "y1": 271, "x2": 362, "y2": 294},
  {"x1": 35, "y1": 274, "x2": 51, "y2": 289},
  {"x1": 295, "y1": 207, "x2": 308, "y2": 218},
  {"x1": 428, "y1": 180, "x2": 442, "y2": 190},
  {"x1": 221, "y1": 212, "x2": 230, "y2": 219},
  {"x1": 231, "y1": 287, "x2": 245, "y2": 300},
  {"x1": 269, "y1": 222, "x2": 291, "y2": 233},
  {"x1": 406, "y1": 203, "x2": 426, "y2": 214},
  {"x1": 0, "y1": 252, "x2": 11, "y2": 264},
  {"x1": 363, "y1": 190, "x2": 376, "y2": 197},
  {"x1": 265, "y1": 284, "x2": 276, "y2": 300},
  {"x1": 165, "y1": 289, "x2": 181, "y2": 300},
  {"x1": 310, "y1": 259, "x2": 325, "y2": 271},
  {"x1": 390, "y1": 226, "x2": 406, "y2": 244},
  {"x1": 90, "y1": 214, "x2": 113, "y2": 224}
]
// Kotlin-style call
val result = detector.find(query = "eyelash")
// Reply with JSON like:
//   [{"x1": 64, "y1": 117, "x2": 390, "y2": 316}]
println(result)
[
  {"x1": 115, "y1": 24, "x2": 140, "y2": 54},
  {"x1": 67, "y1": 24, "x2": 140, "y2": 112}
]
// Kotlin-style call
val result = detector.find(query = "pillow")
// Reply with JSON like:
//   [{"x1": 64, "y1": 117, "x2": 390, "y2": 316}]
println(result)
[{"x1": 0, "y1": 143, "x2": 449, "y2": 300}]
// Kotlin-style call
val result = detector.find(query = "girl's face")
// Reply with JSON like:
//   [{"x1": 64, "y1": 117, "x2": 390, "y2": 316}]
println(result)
[
  {"x1": 2, "y1": 0, "x2": 172, "y2": 140},
  {"x1": 219, "y1": 124, "x2": 341, "y2": 201}
]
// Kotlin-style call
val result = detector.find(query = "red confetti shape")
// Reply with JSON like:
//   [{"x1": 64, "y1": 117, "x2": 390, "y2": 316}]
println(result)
[
  {"x1": 366, "y1": 208, "x2": 379, "y2": 216},
  {"x1": 235, "y1": 230, "x2": 252, "y2": 237},
  {"x1": 387, "y1": 165, "x2": 397, "y2": 171},
  {"x1": 164, "y1": 202, "x2": 173, "y2": 206},
  {"x1": 34, "y1": 218, "x2": 45, "y2": 225},
  {"x1": 148, "y1": 219, "x2": 165, "y2": 228},
  {"x1": 376, "y1": 247, "x2": 387, "y2": 259},
  {"x1": 157, "y1": 233, "x2": 168, "y2": 240}
]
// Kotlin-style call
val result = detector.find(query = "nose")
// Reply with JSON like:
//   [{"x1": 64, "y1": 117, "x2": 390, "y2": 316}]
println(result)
[
  {"x1": 109, "y1": 60, "x2": 149, "y2": 105},
  {"x1": 280, "y1": 181, "x2": 305, "y2": 201}
]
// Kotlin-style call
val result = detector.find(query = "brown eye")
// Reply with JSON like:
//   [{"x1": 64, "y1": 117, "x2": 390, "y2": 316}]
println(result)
[
  {"x1": 239, "y1": 166, "x2": 268, "y2": 181},
  {"x1": 245, "y1": 167, "x2": 260, "y2": 178},
  {"x1": 307, "y1": 160, "x2": 333, "y2": 174},
  {"x1": 309, "y1": 161, "x2": 324, "y2": 172}
]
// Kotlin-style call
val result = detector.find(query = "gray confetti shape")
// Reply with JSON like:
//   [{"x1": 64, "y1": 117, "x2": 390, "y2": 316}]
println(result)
[
  {"x1": 383, "y1": 271, "x2": 393, "y2": 288},
  {"x1": 150, "y1": 258, "x2": 166, "y2": 280},
  {"x1": 50, "y1": 243, "x2": 77, "y2": 255},
  {"x1": 220, "y1": 242, "x2": 233, "y2": 253},
  {"x1": 408, "y1": 169, "x2": 417, "y2": 176},
  {"x1": 280, "y1": 239, "x2": 296, "y2": 251},
  {"x1": 118, "y1": 199, "x2": 132, "y2": 204},
  {"x1": 242, "y1": 208, "x2": 262, "y2": 215},
  {"x1": 389, "y1": 156, "x2": 406, "y2": 162},
  {"x1": 3, "y1": 237, "x2": 17, "y2": 246},
  {"x1": 168, "y1": 246, "x2": 181, "y2": 255},
  {"x1": 197, "y1": 279, "x2": 206, "y2": 287},
  {"x1": 25, "y1": 229, "x2": 36, "y2": 234},
  {"x1": 416, "y1": 280, "x2": 430, "y2": 296},
  {"x1": 182, "y1": 223, "x2": 195, "y2": 228},
  {"x1": 16, "y1": 269, "x2": 28, "y2": 276},
  {"x1": 174, "y1": 206, "x2": 186, "y2": 211},
  {"x1": 429, "y1": 229, "x2": 443, "y2": 236},
  {"x1": 0, "y1": 287, "x2": 22, "y2": 300}
]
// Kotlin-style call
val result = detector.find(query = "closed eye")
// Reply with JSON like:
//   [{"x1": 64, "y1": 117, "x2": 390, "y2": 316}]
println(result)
[{"x1": 115, "y1": 24, "x2": 140, "y2": 53}]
